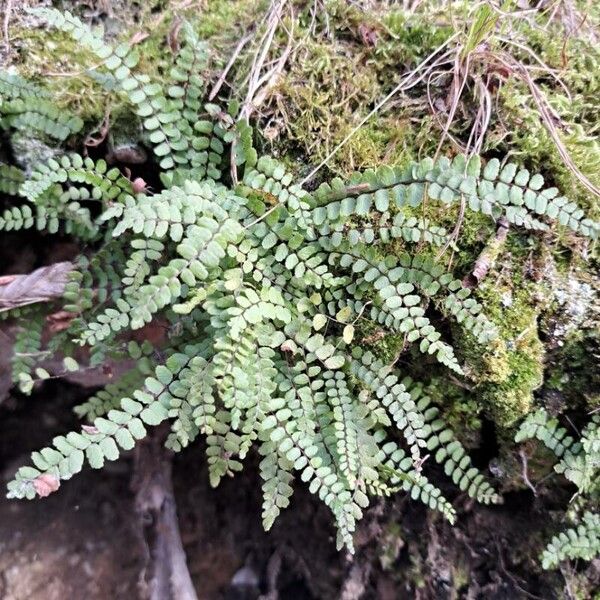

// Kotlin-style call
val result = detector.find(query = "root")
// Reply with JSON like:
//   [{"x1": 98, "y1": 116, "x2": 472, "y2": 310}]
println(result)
[{"x1": 132, "y1": 427, "x2": 198, "y2": 600}]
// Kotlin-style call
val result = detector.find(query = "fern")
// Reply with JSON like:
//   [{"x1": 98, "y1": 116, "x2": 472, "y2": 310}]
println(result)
[
  {"x1": 0, "y1": 72, "x2": 82, "y2": 141},
  {"x1": 2, "y1": 8, "x2": 599, "y2": 553},
  {"x1": 542, "y1": 511, "x2": 600, "y2": 570},
  {"x1": 0, "y1": 163, "x2": 25, "y2": 195},
  {"x1": 516, "y1": 409, "x2": 599, "y2": 568},
  {"x1": 10, "y1": 307, "x2": 46, "y2": 394}
]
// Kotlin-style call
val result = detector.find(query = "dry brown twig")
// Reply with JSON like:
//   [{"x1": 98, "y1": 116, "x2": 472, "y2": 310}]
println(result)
[{"x1": 0, "y1": 262, "x2": 73, "y2": 312}]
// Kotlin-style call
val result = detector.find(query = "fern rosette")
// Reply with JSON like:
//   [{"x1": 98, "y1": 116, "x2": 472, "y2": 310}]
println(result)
[{"x1": 1, "y1": 8, "x2": 599, "y2": 553}]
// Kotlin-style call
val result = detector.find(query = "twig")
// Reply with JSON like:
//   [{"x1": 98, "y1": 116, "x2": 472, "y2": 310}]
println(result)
[{"x1": 433, "y1": 49, "x2": 471, "y2": 160}]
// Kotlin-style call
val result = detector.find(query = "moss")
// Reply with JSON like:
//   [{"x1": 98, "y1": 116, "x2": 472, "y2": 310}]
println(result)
[
  {"x1": 195, "y1": 0, "x2": 263, "y2": 38},
  {"x1": 264, "y1": 4, "x2": 454, "y2": 179},
  {"x1": 9, "y1": 27, "x2": 106, "y2": 123},
  {"x1": 457, "y1": 275, "x2": 547, "y2": 428},
  {"x1": 451, "y1": 563, "x2": 470, "y2": 594},
  {"x1": 500, "y1": 80, "x2": 600, "y2": 224},
  {"x1": 378, "y1": 521, "x2": 404, "y2": 571},
  {"x1": 356, "y1": 319, "x2": 406, "y2": 366}
]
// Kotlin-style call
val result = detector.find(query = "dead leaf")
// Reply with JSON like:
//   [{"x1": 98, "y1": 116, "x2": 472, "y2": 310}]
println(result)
[
  {"x1": 33, "y1": 474, "x2": 60, "y2": 497},
  {"x1": 47, "y1": 310, "x2": 76, "y2": 333},
  {"x1": 84, "y1": 111, "x2": 110, "y2": 148},
  {"x1": 358, "y1": 23, "x2": 378, "y2": 47}
]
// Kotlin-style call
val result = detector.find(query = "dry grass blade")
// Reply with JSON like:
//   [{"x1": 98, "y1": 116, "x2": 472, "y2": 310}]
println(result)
[
  {"x1": 2, "y1": 0, "x2": 12, "y2": 55},
  {"x1": 497, "y1": 52, "x2": 600, "y2": 199},
  {"x1": 239, "y1": 0, "x2": 291, "y2": 121},
  {"x1": 0, "y1": 262, "x2": 73, "y2": 312},
  {"x1": 209, "y1": 33, "x2": 254, "y2": 101}
]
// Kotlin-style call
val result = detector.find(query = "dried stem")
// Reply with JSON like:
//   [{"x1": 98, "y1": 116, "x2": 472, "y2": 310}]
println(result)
[{"x1": 2, "y1": 0, "x2": 12, "y2": 55}]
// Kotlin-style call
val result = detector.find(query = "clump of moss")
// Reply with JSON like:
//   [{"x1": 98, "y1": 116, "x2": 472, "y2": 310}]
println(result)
[
  {"x1": 9, "y1": 25, "x2": 105, "y2": 123},
  {"x1": 262, "y1": 3, "x2": 455, "y2": 178},
  {"x1": 356, "y1": 319, "x2": 406, "y2": 366},
  {"x1": 378, "y1": 521, "x2": 404, "y2": 571},
  {"x1": 457, "y1": 272, "x2": 547, "y2": 428}
]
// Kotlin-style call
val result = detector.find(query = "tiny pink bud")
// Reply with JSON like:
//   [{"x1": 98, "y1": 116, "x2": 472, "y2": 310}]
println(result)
[
  {"x1": 33, "y1": 474, "x2": 60, "y2": 497},
  {"x1": 132, "y1": 177, "x2": 147, "y2": 193}
]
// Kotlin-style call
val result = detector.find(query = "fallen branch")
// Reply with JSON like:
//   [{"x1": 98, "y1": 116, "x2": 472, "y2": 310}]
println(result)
[{"x1": 0, "y1": 262, "x2": 73, "y2": 312}]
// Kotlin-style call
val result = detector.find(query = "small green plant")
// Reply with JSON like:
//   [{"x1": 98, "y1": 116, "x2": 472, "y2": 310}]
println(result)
[
  {"x1": 516, "y1": 409, "x2": 599, "y2": 569},
  {"x1": 1, "y1": 9, "x2": 598, "y2": 552}
]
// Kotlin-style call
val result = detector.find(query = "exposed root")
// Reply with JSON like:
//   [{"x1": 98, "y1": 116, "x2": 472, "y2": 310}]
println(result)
[
  {"x1": 132, "y1": 428, "x2": 198, "y2": 600},
  {"x1": 518, "y1": 448, "x2": 538, "y2": 498}
]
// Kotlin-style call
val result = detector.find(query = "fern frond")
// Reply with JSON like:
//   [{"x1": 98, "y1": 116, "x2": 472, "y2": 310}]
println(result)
[
  {"x1": 311, "y1": 155, "x2": 599, "y2": 238},
  {"x1": 11, "y1": 308, "x2": 46, "y2": 394},
  {"x1": 0, "y1": 97, "x2": 82, "y2": 141},
  {"x1": 541, "y1": 511, "x2": 600, "y2": 569},
  {"x1": 0, "y1": 71, "x2": 50, "y2": 100},
  {"x1": 7, "y1": 15, "x2": 600, "y2": 554},
  {"x1": 23, "y1": 154, "x2": 132, "y2": 207},
  {"x1": 515, "y1": 408, "x2": 576, "y2": 458}
]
